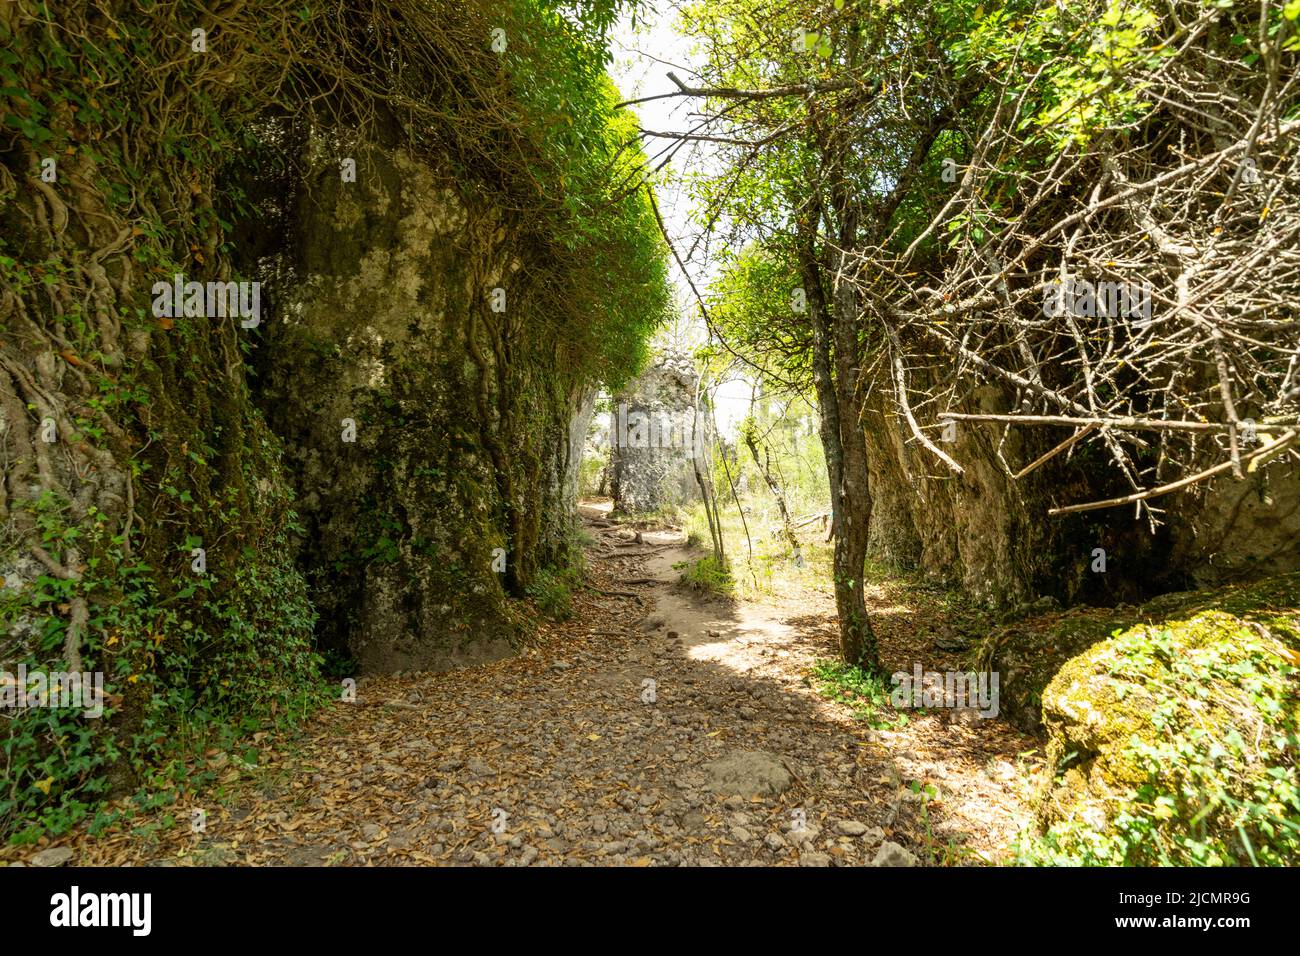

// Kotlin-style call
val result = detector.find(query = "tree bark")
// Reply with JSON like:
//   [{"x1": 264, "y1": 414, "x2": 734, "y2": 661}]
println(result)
[
  {"x1": 797, "y1": 195, "x2": 878, "y2": 671},
  {"x1": 742, "y1": 425, "x2": 800, "y2": 557}
]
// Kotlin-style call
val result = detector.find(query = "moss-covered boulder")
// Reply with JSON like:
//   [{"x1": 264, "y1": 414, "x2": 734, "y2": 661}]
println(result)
[
  {"x1": 976, "y1": 604, "x2": 1139, "y2": 734},
  {"x1": 980, "y1": 573, "x2": 1300, "y2": 736},
  {"x1": 1023, "y1": 574, "x2": 1300, "y2": 865}
]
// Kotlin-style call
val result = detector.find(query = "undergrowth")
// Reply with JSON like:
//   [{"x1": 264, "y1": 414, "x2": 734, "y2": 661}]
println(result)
[{"x1": 808, "y1": 660, "x2": 910, "y2": 730}]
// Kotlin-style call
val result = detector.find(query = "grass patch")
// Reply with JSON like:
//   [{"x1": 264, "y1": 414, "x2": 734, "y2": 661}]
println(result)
[
  {"x1": 808, "y1": 660, "x2": 909, "y2": 730},
  {"x1": 675, "y1": 555, "x2": 733, "y2": 596},
  {"x1": 527, "y1": 566, "x2": 582, "y2": 620}
]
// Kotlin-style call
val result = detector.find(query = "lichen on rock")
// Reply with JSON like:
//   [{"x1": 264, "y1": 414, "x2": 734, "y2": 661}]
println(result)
[{"x1": 1023, "y1": 573, "x2": 1300, "y2": 865}]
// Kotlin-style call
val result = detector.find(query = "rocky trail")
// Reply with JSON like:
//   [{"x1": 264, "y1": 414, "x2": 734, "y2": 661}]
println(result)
[{"x1": 21, "y1": 504, "x2": 1037, "y2": 868}]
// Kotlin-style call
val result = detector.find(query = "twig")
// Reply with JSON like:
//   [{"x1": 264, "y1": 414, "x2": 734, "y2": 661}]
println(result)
[
  {"x1": 940, "y1": 413, "x2": 1246, "y2": 433},
  {"x1": 1048, "y1": 430, "x2": 1297, "y2": 515},
  {"x1": 1012, "y1": 424, "x2": 1098, "y2": 480}
]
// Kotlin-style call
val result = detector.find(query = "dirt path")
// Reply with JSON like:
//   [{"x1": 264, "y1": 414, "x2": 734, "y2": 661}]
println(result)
[{"x1": 23, "y1": 504, "x2": 1036, "y2": 867}]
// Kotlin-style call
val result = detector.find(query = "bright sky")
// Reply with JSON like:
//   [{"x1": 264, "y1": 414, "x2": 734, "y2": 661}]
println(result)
[{"x1": 608, "y1": 4, "x2": 754, "y2": 436}]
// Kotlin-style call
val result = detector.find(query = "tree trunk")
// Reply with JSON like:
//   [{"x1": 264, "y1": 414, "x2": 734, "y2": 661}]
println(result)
[
  {"x1": 798, "y1": 202, "x2": 879, "y2": 672},
  {"x1": 742, "y1": 423, "x2": 801, "y2": 559}
]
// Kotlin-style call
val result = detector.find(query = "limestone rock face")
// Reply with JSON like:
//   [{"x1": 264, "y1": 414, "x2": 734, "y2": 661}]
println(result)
[
  {"x1": 253, "y1": 138, "x2": 587, "y2": 672},
  {"x1": 610, "y1": 354, "x2": 704, "y2": 514},
  {"x1": 861, "y1": 380, "x2": 1299, "y2": 609},
  {"x1": 1168, "y1": 467, "x2": 1300, "y2": 585}
]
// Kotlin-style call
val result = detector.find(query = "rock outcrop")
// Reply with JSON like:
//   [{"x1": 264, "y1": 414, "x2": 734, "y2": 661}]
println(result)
[
  {"x1": 610, "y1": 353, "x2": 705, "y2": 514},
  {"x1": 863, "y1": 379, "x2": 1299, "y2": 609},
  {"x1": 251, "y1": 137, "x2": 593, "y2": 672}
]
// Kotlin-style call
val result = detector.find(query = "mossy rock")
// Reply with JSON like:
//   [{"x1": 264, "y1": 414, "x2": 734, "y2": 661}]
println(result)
[
  {"x1": 978, "y1": 572, "x2": 1300, "y2": 735},
  {"x1": 1023, "y1": 576, "x2": 1300, "y2": 865}
]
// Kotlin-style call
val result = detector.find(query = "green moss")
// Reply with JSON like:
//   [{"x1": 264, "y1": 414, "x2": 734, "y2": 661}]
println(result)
[
  {"x1": 979, "y1": 572, "x2": 1300, "y2": 735},
  {"x1": 1017, "y1": 576, "x2": 1300, "y2": 865}
]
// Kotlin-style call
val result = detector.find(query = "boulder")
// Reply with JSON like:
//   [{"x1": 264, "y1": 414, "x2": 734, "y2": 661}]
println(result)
[
  {"x1": 870, "y1": 841, "x2": 918, "y2": 867},
  {"x1": 702, "y1": 751, "x2": 792, "y2": 798},
  {"x1": 1030, "y1": 576, "x2": 1300, "y2": 865}
]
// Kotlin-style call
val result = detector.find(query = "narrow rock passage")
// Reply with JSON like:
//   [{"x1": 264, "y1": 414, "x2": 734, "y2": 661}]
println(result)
[{"x1": 50, "y1": 505, "x2": 1034, "y2": 867}]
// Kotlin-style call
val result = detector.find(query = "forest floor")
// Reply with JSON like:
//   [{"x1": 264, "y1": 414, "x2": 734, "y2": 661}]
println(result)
[{"x1": 8, "y1": 502, "x2": 1041, "y2": 867}]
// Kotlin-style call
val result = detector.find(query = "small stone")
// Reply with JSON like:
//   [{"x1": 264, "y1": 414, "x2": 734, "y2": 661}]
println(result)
[
  {"x1": 871, "y1": 841, "x2": 918, "y2": 867},
  {"x1": 703, "y1": 751, "x2": 792, "y2": 798},
  {"x1": 836, "y1": 820, "x2": 869, "y2": 836},
  {"x1": 29, "y1": 848, "x2": 74, "y2": 867},
  {"x1": 764, "y1": 832, "x2": 786, "y2": 851},
  {"x1": 799, "y1": 851, "x2": 832, "y2": 867},
  {"x1": 789, "y1": 824, "x2": 821, "y2": 845},
  {"x1": 361, "y1": 823, "x2": 382, "y2": 842}
]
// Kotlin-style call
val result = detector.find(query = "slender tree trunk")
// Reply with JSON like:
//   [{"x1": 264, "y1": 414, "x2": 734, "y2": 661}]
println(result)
[
  {"x1": 830, "y1": 217, "x2": 878, "y2": 669},
  {"x1": 692, "y1": 376, "x2": 725, "y2": 562},
  {"x1": 798, "y1": 81, "x2": 881, "y2": 672},
  {"x1": 742, "y1": 424, "x2": 800, "y2": 558},
  {"x1": 798, "y1": 211, "x2": 877, "y2": 670},
  {"x1": 597, "y1": 454, "x2": 610, "y2": 497}
]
